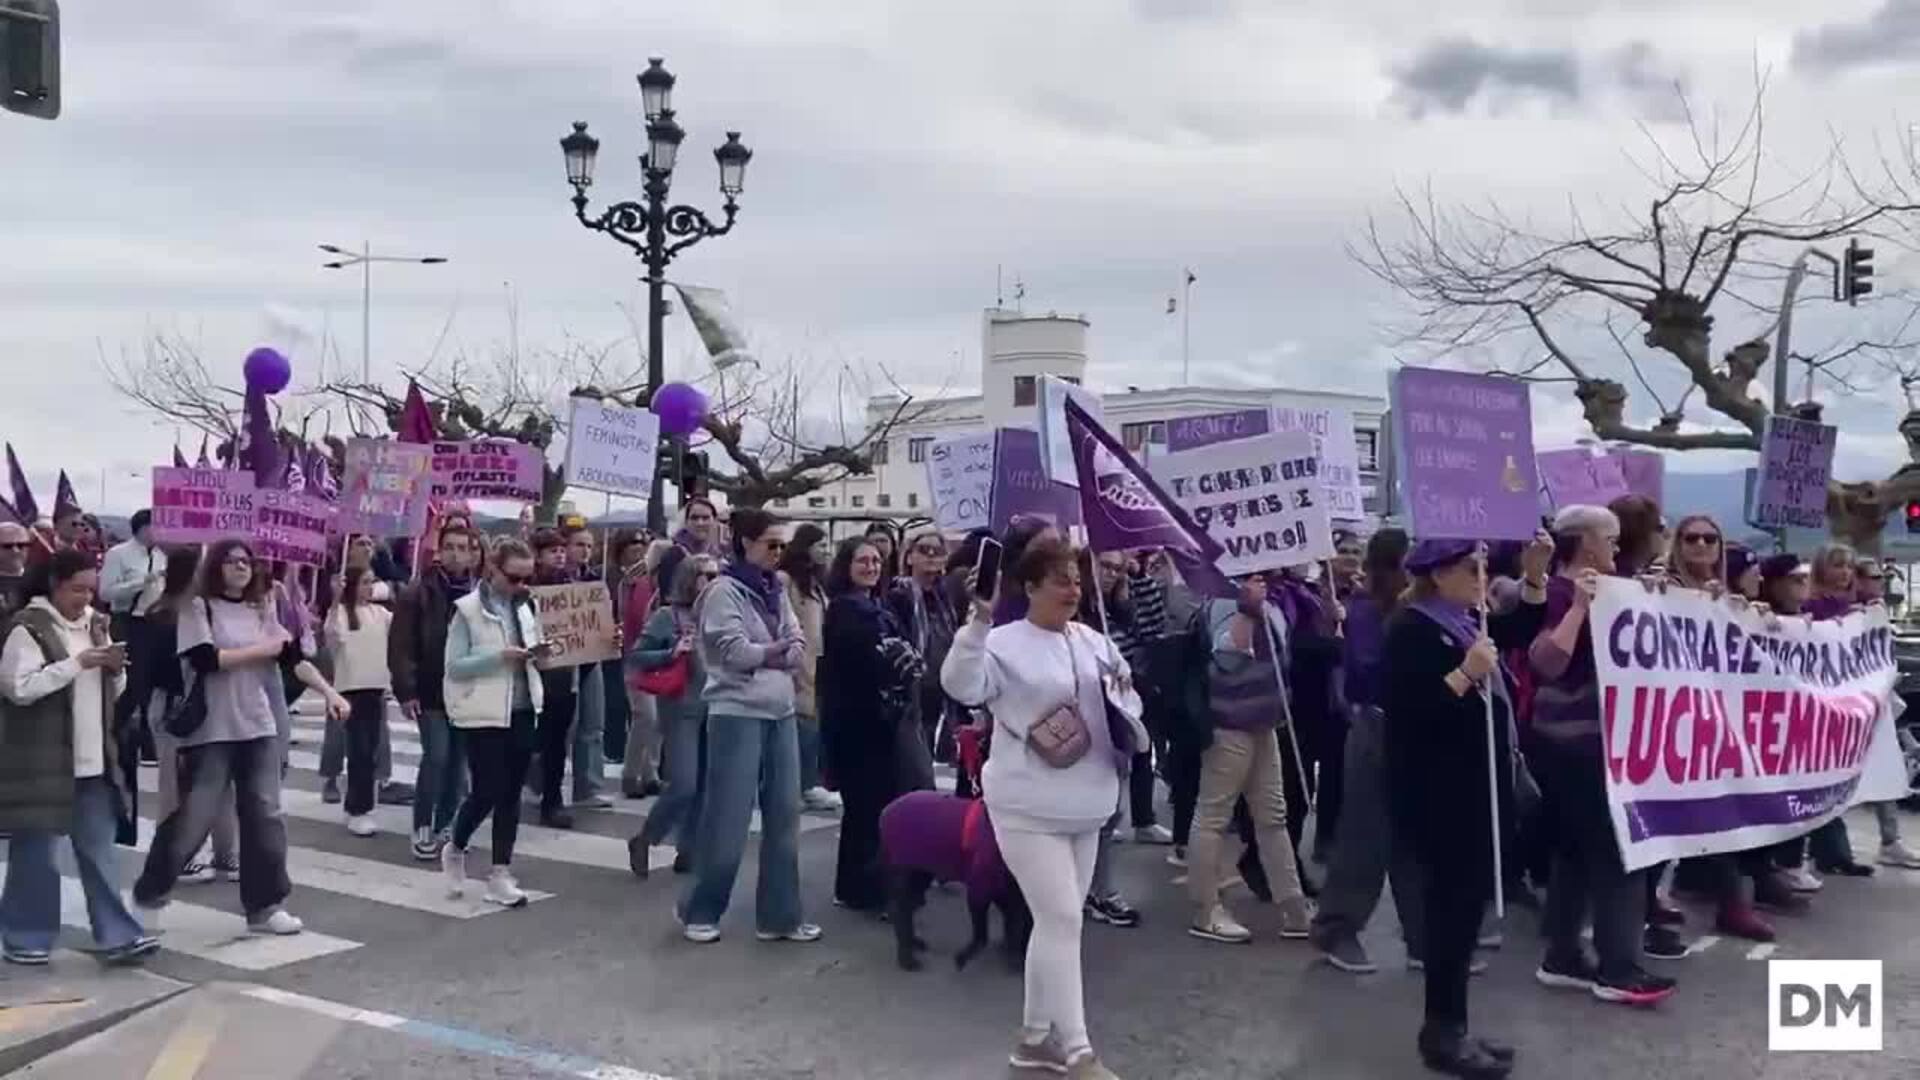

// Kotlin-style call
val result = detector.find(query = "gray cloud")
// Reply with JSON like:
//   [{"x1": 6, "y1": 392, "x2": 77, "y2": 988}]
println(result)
[
  {"x1": 1390, "y1": 37, "x2": 1687, "y2": 120},
  {"x1": 1793, "y1": 1, "x2": 1920, "y2": 73},
  {"x1": 1131, "y1": 0, "x2": 1236, "y2": 23},
  {"x1": 1390, "y1": 39, "x2": 1581, "y2": 117}
]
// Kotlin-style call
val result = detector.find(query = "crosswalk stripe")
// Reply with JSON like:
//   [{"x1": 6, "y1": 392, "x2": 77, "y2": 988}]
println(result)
[
  {"x1": 0, "y1": 863, "x2": 360, "y2": 971},
  {"x1": 124, "y1": 812, "x2": 553, "y2": 919}
]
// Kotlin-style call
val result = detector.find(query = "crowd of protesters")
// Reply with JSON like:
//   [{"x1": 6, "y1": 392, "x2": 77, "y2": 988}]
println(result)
[{"x1": 1, "y1": 490, "x2": 1916, "y2": 1080}]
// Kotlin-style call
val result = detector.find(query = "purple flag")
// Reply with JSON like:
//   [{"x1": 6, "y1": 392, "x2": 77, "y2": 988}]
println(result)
[
  {"x1": 173, "y1": 445, "x2": 191, "y2": 469},
  {"x1": 6, "y1": 445, "x2": 39, "y2": 523},
  {"x1": 240, "y1": 383, "x2": 282, "y2": 488},
  {"x1": 281, "y1": 451, "x2": 305, "y2": 494},
  {"x1": 54, "y1": 471, "x2": 81, "y2": 519},
  {"x1": 1062, "y1": 395, "x2": 1232, "y2": 597},
  {"x1": 195, "y1": 434, "x2": 212, "y2": 469}
]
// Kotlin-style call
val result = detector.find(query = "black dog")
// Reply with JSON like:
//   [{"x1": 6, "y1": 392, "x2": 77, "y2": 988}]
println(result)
[{"x1": 879, "y1": 790, "x2": 1030, "y2": 972}]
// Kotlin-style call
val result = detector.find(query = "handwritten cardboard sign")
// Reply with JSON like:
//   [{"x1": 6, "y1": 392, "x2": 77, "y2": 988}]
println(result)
[
  {"x1": 926, "y1": 432, "x2": 996, "y2": 533},
  {"x1": 1751, "y1": 416, "x2": 1836, "y2": 530},
  {"x1": 253, "y1": 489, "x2": 336, "y2": 566},
  {"x1": 530, "y1": 581, "x2": 619, "y2": 669},
  {"x1": 564, "y1": 398, "x2": 660, "y2": 500},
  {"x1": 1152, "y1": 430, "x2": 1334, "y2": 574},
  {"x1": 340, "y1": 439, "x2": 432, "y2": 537},
  {"x1": 431, "y1": 439, "x2": 545, "y2": 504},
  {"x1": 150, "y1": 468, "x2": 256, "y2": 545}
]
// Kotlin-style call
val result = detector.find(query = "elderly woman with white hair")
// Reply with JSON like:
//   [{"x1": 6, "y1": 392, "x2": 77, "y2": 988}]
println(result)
[{"x1": 1529, "y1": 504, "x2": 1677, "y2": 1008}]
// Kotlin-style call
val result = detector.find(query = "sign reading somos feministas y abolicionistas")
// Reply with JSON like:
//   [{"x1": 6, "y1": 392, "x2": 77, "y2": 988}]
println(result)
[
  {"x1": 1589, "y1": 578, "x2": 1911, "y2": 871},
  {"x1": 563, "y1": 398, "x2": 661, "y2": 500},
  {"x1": 1751, "y1": 416, "x2": 1838, "y2": 530},
  {"x1": 1151, "y1": 430, "x2": 1334, "y2": 575}
]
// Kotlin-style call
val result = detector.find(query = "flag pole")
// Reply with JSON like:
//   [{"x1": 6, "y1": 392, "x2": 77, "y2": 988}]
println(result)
[
  {"x1": 1476, "y1": 543, "x2": 1506, "y2": 919},
  {"x1": 1181, "y1": 269, "x2": 1193, "y2": 386},
  {"x1": 1261, "y1": 614, "x2": 1318, "y2": 825}
]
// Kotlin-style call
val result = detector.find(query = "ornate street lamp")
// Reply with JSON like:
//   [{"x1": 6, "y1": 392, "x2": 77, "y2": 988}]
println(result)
[{"x1": 559, "y1": 57, "x2": 751, "y2": 532}]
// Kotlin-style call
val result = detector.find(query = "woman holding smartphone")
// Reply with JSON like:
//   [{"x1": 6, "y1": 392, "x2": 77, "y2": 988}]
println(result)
[{"x1": 626, "y1": 554, "x2": 719, "y2": 878}]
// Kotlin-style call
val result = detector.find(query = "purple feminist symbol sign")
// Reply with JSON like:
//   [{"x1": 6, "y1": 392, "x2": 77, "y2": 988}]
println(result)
[
  {"x1": 988, "y1": 428, "x2": 1081, "y2": 533},
  {"x1": 1391, "y1": 367, "x2": 1540, "y2": 541}
]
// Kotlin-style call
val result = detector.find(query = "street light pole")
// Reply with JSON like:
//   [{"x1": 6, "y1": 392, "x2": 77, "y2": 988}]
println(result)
[
  {"x1": 319, "y1": 242, "x2": 450, "y2": 382},
  {"x1": 560, "y1": 56, "x2": 752, "y2": 534}
]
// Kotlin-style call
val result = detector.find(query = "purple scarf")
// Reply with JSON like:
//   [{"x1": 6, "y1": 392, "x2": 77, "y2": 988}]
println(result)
[
  {"x1": 725, "y1": 560, "x2": 784, "y2": 636},
  {"x1": 1408, "y1": 596, "x2": 1479, "y2": 650}
]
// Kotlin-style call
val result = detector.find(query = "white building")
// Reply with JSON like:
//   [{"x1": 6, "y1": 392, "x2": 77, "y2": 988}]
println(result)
[{"x1": 773, "y1": 308, "x2": 1385, "y2": 523}]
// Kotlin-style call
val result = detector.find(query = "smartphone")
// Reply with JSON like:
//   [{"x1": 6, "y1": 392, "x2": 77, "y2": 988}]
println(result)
[{"x1": 973, "y1": 537, "x2": 1004, "y2": 602}]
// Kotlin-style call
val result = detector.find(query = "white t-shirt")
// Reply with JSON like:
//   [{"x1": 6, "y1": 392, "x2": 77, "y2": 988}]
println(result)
[
  {"x1": 326, "y1": 604, "x2": 393, "y2": 693},
  {"x1": 940, "y1": 618, "x2": 1125, "y2": 834}
]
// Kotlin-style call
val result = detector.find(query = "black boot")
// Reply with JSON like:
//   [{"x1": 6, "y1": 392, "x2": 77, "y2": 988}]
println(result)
[{"x1": 1418, "y1": 1025, "x2": 1513, "y2": 1079}]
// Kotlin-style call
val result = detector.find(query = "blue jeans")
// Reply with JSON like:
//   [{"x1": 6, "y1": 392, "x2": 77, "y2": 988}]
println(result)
[
  {"x1": 797, "y1": 714, "x2": 823, "y2": 792},
  {"x1": 679, "y1": 713, "x2": 803, "y2": 932},
  {"x1": 2, "y1": 777, "x2": 146, "y2": 952},
  {"x1": 639, "y1": 705, "x2": 705, "y2": 852},
  {"x1": 413, "y1": 709, "x2": 467, "y2": 835},
  {"x1": 572, "y1": 665, "x2": 607, "y2": 802}
]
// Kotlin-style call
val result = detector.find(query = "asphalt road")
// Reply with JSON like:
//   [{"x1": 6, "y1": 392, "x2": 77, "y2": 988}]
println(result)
[{"x1": 12, "y1": 703, "x2": 1920, "y2": 1079}]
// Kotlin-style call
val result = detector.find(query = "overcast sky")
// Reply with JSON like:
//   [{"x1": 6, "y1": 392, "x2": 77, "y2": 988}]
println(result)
[{"x1": 7, "y1": 0, "x2": 1920, "y2": 513}]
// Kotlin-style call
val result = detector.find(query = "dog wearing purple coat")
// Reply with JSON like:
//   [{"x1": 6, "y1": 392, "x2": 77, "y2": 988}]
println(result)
[{"x1": 879, "y1": 788, "x2": 1031, "y2": 972}]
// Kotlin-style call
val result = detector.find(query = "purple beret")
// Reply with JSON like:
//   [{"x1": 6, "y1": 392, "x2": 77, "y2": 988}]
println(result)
[
  {"x1": 1759, "y1": 553, "x2": 1808, "y2": 581},
  {"x1": 1723, "y1": 544, "x2": 1758, "y2": 584},
  {"x1": 1406, "y1": 538, "x2": 1477, "y2": 575}
]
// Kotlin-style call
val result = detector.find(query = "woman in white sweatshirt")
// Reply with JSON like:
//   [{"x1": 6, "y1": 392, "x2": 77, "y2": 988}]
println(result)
[
  {"x1": 941, "y1": 535, "x2": 1128, "y2": 1080},
  {"x1": 325, "y1": 566, "x2": 394, "y2": 837}
]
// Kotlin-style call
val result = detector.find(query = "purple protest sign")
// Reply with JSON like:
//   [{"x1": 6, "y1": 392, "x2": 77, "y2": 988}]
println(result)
[
  {"x1": 1390, "y1": 367, "x2": 1539, "y2": 540},
  {"x1": 1165, "y1": 408, "x2": 1270, "y2": 454},
  {"x1": 1750, "y1": 417, "x2": 1836, "y2": 529},
  {"x1": 340, "y1": 439, "x2": 432, "y2": 537},
  {"x1": 150, "y1": 467, "x2": 255, "y2": 545},
  {"x1": 1611, "y1": 448, "x2": 1664, "y2": 507},
  {"x1": 254, "y1": 489, "x2": 336, "y2": 566},
  {"x1": 988, "y1": 428, "x2": 1081, "y2": 533},
  {"x1": 1536, "y1": 449, "x2": 1631, "y2": 511},
  {"x1": 430, "y1": 439, "x2": 545, "y2": 504}
]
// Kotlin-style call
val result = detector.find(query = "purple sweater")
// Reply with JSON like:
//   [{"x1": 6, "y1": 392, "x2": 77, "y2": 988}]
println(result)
[{"x1": 880, "y1": 790, "x2": 1011, "y2": 909}]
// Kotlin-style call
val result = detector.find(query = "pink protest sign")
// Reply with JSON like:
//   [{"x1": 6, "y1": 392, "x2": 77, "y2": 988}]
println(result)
[
  {"x1": 341, "y1": 439, "x2": 433, "y2": 537},
  {"x1": 255, "y1": 489, "x2": 336, "y2": 566},
  {"x1": 430, "y1": 439, "x2": 545, "y2": 504},
  {"x1": 150, "y1": 468, "x2": 256, "y2": 545}
]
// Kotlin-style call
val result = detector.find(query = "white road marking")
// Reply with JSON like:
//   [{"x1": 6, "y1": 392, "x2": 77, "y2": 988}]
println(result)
[
  {"x1": 1687, "y1": 934, "x2": 1721, "y2": 956},
  {"x1": 1746, "y1": 942, "x2": 1778, "y2": 961}
]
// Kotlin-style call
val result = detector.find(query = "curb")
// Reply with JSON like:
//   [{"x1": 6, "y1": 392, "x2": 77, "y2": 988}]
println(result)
[{"x1": 0, "y1": 981, "x2": 194, "y2": 1076}]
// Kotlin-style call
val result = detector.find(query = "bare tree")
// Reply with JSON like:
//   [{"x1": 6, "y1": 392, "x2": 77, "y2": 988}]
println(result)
[
  {"x1": 1357, "y1": 82, "x2": 1920, "y2": 548},
  {"x1": 106, "y1": 320, "x2": 942, "y2": 519}
]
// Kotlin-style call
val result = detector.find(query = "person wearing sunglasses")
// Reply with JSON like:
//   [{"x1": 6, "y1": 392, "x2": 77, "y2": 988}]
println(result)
[
  {"x1": 886, "y1": 528, "x2": 956, "y2": 792},
  {"x1": 440, "y1": 537, "x2": 549, "y2": 909},
  {"x1": 626, "y1": 554, "x2": 722, "y2": 879},
  {"x1": 678, "y1": 508, "x2": 819, "y2": 946},
  {"x1": 0, "y1": 521, "x2": 33, "y2": 626}
]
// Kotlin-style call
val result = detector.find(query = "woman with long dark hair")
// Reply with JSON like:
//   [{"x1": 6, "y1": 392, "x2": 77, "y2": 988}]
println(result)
[
  {"x1": 147, "y1": 547, "x2": 239, "y2": 884},
  {"x1": 324, "y1": 565, "x2": 394, "y2": 838},
  {"x1": 626, "y1": 554, "x2": 720, "y2": 878},
  {"x1": 134, "y1": 538, "x2": 351, "y2": 936},
  {"x1": 822, "y1": 537, "x2": 928, "y2": 912},
  {"x1": 864, "y1": 521, "x2": 900, "y2": 581},
  {"x1": 0, "y1": 548, "x2": 158, "y2": 966},
  {"x1": 780, "y1": 524, "x2": 838, "y2": 812}
]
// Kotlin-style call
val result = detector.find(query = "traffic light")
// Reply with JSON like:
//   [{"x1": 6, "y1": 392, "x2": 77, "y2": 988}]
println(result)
[
  {"x1": 1905, "y1": 499, "x2": 1920, "y2": 534},
  {"x1": 682, "y1": 450, "x2": 710, "y2": 498},
  {"x1": 1, "y1": 0, "x2": 59, "y2": 120},
  {"x1": 1844, "y1": 237, "x2": 1875, "y2": 305}
]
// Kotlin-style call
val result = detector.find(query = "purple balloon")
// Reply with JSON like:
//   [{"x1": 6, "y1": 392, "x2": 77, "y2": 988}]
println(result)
[
  {"x1": 652, "y1": 381, "x2": 708, "y2": 436},
  {"x1": 244, "y1": 347, "x2": 293, "y2": 395}
]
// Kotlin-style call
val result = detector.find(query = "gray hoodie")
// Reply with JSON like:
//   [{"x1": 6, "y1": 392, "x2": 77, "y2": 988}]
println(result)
[{"x1": 696, "y1": 572, "x2": 802, "y2": 720}]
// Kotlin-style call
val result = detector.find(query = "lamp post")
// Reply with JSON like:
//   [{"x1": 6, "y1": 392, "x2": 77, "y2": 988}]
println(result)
[
  {"x1": 560, "y1": 56, "x2": 751, "y2": 533},
  {"x1": 319, "y1": 243, "x2": 449, "y2": 382}
]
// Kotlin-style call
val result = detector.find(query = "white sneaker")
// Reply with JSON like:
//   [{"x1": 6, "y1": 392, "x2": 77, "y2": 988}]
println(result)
[
  {"x1": 802, "y1": 787, "x2": 842, "y2": 812},
  {"x1": 1189, "y1": 905, "x2": 1253, "y2": 944},
  {"x1": 179, "y1": 860, "x2": 217, "y2": 885},
  {"x1": 484, "y1": 867, "x2": 529, "y2": 909},
  {"x1": 346, "y1": 815, "x2": 377, "y2": 838},
  {"x1": 683, "y1": 922, "x2": 722, "y2": 944},
  {"x1": 247, "y1": 908, "x2": 304, "y2": 936},
  {"x1": 1133, "y1": 824, "x2": 1176, "y2": 845},
  {"x1": 442, "y1": 844, "x2": 469, "y2": 898},
  {"x1": 1880, "y1": 840, "x2": 1920, "y2": 870},
  {"x1": 1783, "y1": 866, "x2": 1824, "y2": 892}
]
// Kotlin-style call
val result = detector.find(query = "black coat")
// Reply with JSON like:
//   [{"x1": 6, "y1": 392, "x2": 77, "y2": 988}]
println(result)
[{"x1": 1381, "y1": 599, "x2": 1544, "y2": 872}]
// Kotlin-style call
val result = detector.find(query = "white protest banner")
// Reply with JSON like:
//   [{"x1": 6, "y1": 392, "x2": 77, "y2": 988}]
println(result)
[
  {"x1": 1590, "y1": 577, "x2": 1910, "y2": 871},
  {"x1": 564, "y1": 397, "x2": 661, "y2": 500},
  {"x1": 1269, "y1": 404, "x2": 1365, "y2": 520},
  {"x1": 530, "y1": 581, "x2": 620, "y2": 669},
  {"x1": 1036, "y1": 375, "x2": 1103, "y2": 488},
  {"x1": 1150, "y1": 430, "x2": 1334, "y2": 575},
  {"x1": 925, "y1": 432, "x2": 995, "y2": 533}
]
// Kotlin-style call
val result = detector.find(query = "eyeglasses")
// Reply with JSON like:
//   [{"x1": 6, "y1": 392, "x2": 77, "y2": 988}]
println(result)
[
  {"x1": 761, "y1": 540, "x2": 787, "y2": 552},
  {"x1": 1680, "y1": 533, "x2": 1721, "y2": 546},
  {"x1": 222, "y1": 557, "x2": 252, "y2": 568},
  {"x1": 503, "y1": 573, "x2": 533, "y2": 587},
  {"x1": 0, "y1": 542, "x2": 26, "y2": 551},
  {"x1": 913, "y1": 545, "x2": 944, "y2": 557}
]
